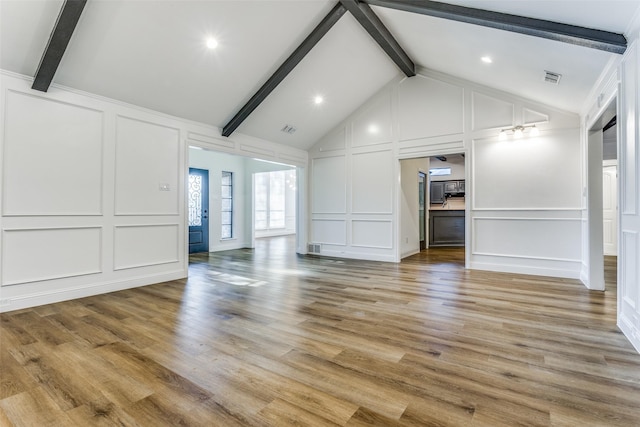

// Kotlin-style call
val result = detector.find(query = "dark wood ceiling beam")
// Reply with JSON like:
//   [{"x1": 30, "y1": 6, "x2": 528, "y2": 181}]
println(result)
[
  {"x1": 364, "y1": 0, "x2": 627, "y2": 54},
  {"x1": 32, "y1": 0, "x2": 87, "y2": 92},
  {"x1": 340, "y1": 0, "x2": 415, "y2": 76},
  {"x1": 222, "y1": 3, "x2": 348, "y2": 138}
]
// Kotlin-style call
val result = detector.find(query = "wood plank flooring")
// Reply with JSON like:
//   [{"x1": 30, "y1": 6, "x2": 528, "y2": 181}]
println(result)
[{"x1": 2, "y1": 236, "x2": 640, "y2": 426}]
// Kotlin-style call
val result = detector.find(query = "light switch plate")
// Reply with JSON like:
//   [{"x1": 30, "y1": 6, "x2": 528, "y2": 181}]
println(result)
[{"x1": 159, "y1": 183, "x2": 171, "y2": 191}]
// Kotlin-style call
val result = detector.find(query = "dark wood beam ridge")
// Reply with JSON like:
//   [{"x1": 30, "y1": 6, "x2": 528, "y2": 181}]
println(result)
[
  {"x1": 32, "y1": 0, "x2": 87, "y2": 92},
  {"x1": 340, "y1": 0, "x2": 415, "y2": 76},
  {"x1": 364, "y1": 0, "x2": 627, "y2": 54},
  {"x1": 222, "y1": 3, "x2": 348, "y2": 137}
]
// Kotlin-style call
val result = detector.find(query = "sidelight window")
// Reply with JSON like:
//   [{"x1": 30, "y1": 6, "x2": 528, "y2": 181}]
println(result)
[{"x1": 221, "y1": 171, "x2": 233, "y2": 239}]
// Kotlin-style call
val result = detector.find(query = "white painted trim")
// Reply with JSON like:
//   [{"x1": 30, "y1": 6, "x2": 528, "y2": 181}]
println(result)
[
  {"x1": 0, "y1": 270, "x2": 186, "y2": 313},
  {"x1": 470, "y1": 261, "x2": 581, "y2": 280}
]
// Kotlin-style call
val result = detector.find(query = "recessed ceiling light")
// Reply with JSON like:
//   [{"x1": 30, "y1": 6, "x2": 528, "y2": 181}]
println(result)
[
  {"x1": 314, "y1": 95, "x2": 324, "y2": 105},
  {"x1": 481, "y1": 56, "x2": 492, "y2": 64},
  {"x1": 368, "y1": 124, "x2": 379, "y2": 134},
  {"x1": 206, "y1": 37, "x2": 218, "y2": 50}
]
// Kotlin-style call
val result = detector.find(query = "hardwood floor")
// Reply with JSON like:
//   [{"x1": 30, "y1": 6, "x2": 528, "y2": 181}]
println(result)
[{"x1": 1, "y1": 237, "x2": 640, "y2": 426}]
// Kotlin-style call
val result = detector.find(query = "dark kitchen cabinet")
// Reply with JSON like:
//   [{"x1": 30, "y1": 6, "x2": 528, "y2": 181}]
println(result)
[
  {"x1": 429, "y1": 210, "x2": 465, "y2": 246},
  {"x1": 430, "y1": 180, "x2": 465, "y2": 203},
  {"x1": 430, "y1": 181, "x2": 445, "y2": 204},
  {"x1": 444, "y1": 181, "x2": 458, "y2": 193}
]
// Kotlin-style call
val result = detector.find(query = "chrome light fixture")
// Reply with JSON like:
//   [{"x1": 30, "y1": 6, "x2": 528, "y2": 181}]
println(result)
[{"x1": 499, "y1": 124, "x2": 540, "y2": 140}]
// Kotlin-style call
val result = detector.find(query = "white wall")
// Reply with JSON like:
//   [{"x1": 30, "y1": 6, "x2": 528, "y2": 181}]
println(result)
[
  {"x1": 400, "y1": 158, "x2": 429, "y2": 258},
  {"x1": 309, "y1": 68, "x2": 582, "y2": 278},
  {"x1": 582, "y1": 13, "x2": 640, "y2": 352},
  {"x1": 0, "y1": 71, "x2": 307, "y2": 312}
]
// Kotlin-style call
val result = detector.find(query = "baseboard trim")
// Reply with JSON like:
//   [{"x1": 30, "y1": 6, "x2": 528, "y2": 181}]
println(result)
[
  {"x1": 469, "y1": 261, "x2": 581, "y2": 280},
  {"x1": 0, "y1": 270, "x2": 187, "y2": 313},
  {"x1": 619, "y1": 314, "x2": 640, "y2": 354}
]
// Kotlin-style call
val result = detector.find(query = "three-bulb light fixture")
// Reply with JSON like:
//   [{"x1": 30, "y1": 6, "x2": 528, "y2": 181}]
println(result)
[{"x1": 499, "y1": 124, "x2": 540, "y2": 140}]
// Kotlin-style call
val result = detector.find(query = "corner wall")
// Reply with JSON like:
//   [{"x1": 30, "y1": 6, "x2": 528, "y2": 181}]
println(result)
[
  {"x1": 309, "y1": 68, "x2": 583, "y2": 278},
  {"x1": 0, "y1": 71, "x2": 307, "y2": 312}
]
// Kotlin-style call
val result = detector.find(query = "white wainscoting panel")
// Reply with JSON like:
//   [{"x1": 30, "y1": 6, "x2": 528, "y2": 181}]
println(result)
[
  {"x1": 311, "y1": 220, "x2": 346, "y2": 245},
  {"x1": 471, "y1": 92, "x2": 514, "y2": 131},
  {"x1": 352, "y1": 94, "x2": 392, "y2": 147},
  {"x1": 115, "y1": 116, "x2": 180, "y2": 215},
  {"x1": 3, "y1": 91, "x2": 103, "y2": 215},
  {"x1": 398, "y1": 75, "x2": 464, "y2": 141},
  {"x1": 2, "y1": 227, "x2": 102, "y2": 286},
  {"x1": 352, "y1": 220, "x2": 393, "y2": 248},
  {"x1": 312, "y1": 156, "x2": 346, "y2": 213},
  {"x1": 351, "y1": 150, "x2": 393, "y2": 213},
  {"x1": 114, "y1": 224, "x2": 179, "y2": 270},
  {"x1": 622, "y1": 230, "x2": 639, "y2": 309},
  {"x1": 473, "y1": 217, "x2": 582, "y2": 261},
  {"x1": 318, "y1": 127, "x2": 346, "y2": 153},
  {"x1": 472, "y1": 131, "x2": 581, "y2": 210},
  {"x1": 524, "y1": 108, "x2": 549, "y2": 125}
]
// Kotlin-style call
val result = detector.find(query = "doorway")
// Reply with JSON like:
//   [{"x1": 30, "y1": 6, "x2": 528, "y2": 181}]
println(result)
[
  {"x1": 585, "y1": 98, "x2": 617, "y2": 290},
  {"x1": 188, "y1": 167, "x2": 209, "y2": 254},
  {"x1": 419, "y1": 172, "x2": 427, "y2": 250}
]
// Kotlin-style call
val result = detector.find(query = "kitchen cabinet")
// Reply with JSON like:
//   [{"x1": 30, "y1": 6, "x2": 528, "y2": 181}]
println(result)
[
  {"x1": 430, "y1": 181, "x2": 445, "y2": 204},
  {"x1": 429, "y1": 210, "x2": 465, "y2": 246},
  {"x1": 430, "y1": 180, "x2": 465, "y2": 203},
  {"x1": 444, "y1": 181, "x2": 458, "y2": 193}
]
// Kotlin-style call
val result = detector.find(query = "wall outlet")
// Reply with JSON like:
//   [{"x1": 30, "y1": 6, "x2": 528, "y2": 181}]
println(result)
[
  {"x1": 159, "y1": 183, "x2": 171, "y2": 191},
  {"x1": 0, "y1": 299, "x2": 11, "y2": 307}
]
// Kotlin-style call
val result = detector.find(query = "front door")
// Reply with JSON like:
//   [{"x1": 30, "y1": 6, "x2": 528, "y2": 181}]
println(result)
[{"x1": 188, "y1": 168, "x2": 209, "y2": 254}]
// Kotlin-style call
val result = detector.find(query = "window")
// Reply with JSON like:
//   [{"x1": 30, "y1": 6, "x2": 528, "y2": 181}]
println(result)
[
  {"x1": 221, "y1": 171, "x2": 233, "y2": 239},
  {"x1": 255, "y1": 170, "x2": 294, "y2": 231},
  {"x1": 429, "y1": 167, "x2": 451, "y2": 176}
]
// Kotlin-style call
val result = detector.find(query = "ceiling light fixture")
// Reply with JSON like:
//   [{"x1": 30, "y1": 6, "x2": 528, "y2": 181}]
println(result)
[
  {"x1": 481, "y1": 56, "x2": 493, "y2": 64},
  {"x1": 314, "y1": 95, "x2": 324, "y2": 105},
  {"x1": 206, "y1": 37, "x2": 218, "y2": 50},
  {"x1": 499, "y1": 124, "x2": 539, "y2": 140},
  {"x1": 367, "y1": 124, "x2": 379, "y2": 134}
]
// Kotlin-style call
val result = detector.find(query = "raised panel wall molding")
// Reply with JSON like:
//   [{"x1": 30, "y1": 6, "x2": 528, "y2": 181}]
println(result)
[
  {"x1": 471, "y1": 92, "x2": 514, "y2": 131},
  {"x1": 1, "y1": 227, "x2": 102, "y2": 286},
  {"x1": 2, "y1": 90, "x2": 104, "y2": 216},
  {"x1": 113, "y1": 224, "x2": 179, "y2": 271},
  {"x1": 114, "y1": 115, "x2": 181, "y2": 216},
  {"x1": 351, "y1": 219, "x2": 393, "y2": 249},
  {"x1": 523, "y1": 108, "x2": 550, "y2": 125}
]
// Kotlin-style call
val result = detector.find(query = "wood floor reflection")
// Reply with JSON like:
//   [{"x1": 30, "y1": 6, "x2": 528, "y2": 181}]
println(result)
[{"x1": 1, "y1": 236, "x2": 639, "y2": 426}]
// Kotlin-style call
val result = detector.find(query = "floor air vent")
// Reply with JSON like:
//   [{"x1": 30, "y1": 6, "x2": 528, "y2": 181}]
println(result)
[{"x1": 307, "y1": 243, "x2": 321, "y2": 254}]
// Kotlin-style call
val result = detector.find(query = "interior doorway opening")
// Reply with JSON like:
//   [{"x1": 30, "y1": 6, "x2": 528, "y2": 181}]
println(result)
[
  {"x1": 586, "y1": 98, "x2": 617, "y2": 291},
  {"x1": 400, "y1": 153, "x2": 467, "y2": 261},
  {"x1": 187, "y1": 146, "x2": 300, "y2": 259}
]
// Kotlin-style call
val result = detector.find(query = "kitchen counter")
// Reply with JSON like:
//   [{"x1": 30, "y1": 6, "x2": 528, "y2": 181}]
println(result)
[
  {"x1": 429, "y1": 199, "x2": 465, "y2": 210},
  {"x1": 429, "y1": 209, "x2": 465, "y2": 246}
]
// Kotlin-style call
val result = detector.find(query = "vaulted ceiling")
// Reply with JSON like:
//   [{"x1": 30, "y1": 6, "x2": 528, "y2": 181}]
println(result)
[{"x1": 2, "y1": 0, "x2": 639, "y2": 150}]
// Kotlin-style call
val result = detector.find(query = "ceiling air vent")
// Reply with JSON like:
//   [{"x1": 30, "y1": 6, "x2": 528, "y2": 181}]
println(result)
[
  {"x1": 280, "y1": 124, "x2": 297, "y2": 134},
  {"x1": 543, "y1": 70, "x2": 562, "y2": 85}
]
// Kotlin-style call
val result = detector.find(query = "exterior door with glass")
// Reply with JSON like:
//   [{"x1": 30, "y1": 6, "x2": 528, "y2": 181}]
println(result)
[{"x1": 188, "y1": 168, "x2": 209, "y2": 253}]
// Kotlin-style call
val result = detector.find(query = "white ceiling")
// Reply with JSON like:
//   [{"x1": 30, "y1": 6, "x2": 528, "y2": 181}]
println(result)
[{"x1": 1, "y1": 0, "x2": 639, "y2": 150}]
